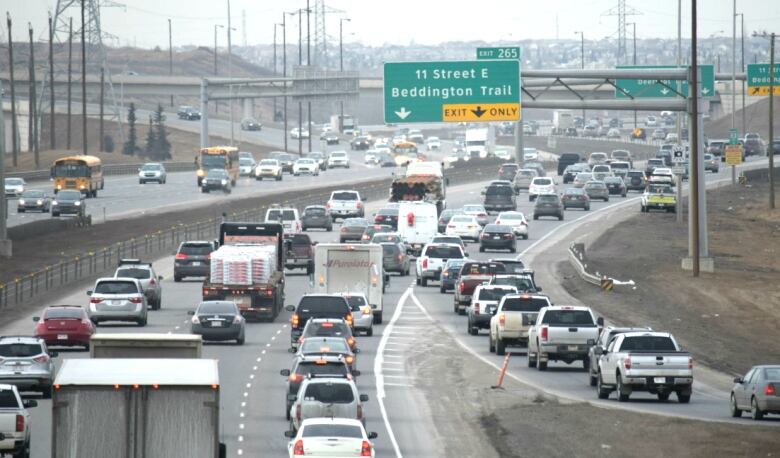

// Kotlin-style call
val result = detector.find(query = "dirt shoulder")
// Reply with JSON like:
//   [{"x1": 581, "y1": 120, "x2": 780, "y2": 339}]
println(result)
[
  {"x1": 410, "y1": 307, "x2": 780, "y2": 458},
  {"x1": 560, "y1": 170, "x2": 780, "y2": 377}
]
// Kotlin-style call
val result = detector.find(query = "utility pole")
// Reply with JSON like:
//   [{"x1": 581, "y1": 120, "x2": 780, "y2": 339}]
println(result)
[
  {"x1": 49, "y1": 12, "x2": 56, "y2": 150},
  {"x1": 273, "y1": 23, "x2": 278, "y2": 122},
  {"x1": 575, "y1": 31, "x2": 586, "y2": 124},
  {"x1": 29, "y1": 23, "x2": 39, "y2": 167},
  {"x1": 737, "y1": 13, "x2": 746, "y2": 135},
  {"x1": 307, "y1": 0, "x2": 312, "y2": 153},
  {"x1": 213, "y1": 24, "x2": 221, "y2": 76},
  {"x1": 168, "y1": 18, "x2": 173, "y2": 107},
  {"x1": 0, "y1": 79, "x2": 11, "y2": 257},
  {"x1": 339, "y1": 18, "x2": 350, "y2": 130},
  {"x1": 7, "y1": 13, "x2": 18, "y2": 166},
  {"x1": 731, "y1": 0, "x2": 736, "y2": 131},
  {"x1": 298, "y1": 9, "x2": 303, "y2": 156},
  {"x1": 769, "y1": 33, "x2": 776, "y2": 210},
  {"x1": 81, "y1": 0, "x2": 88, "y2": 154},
  {"x1": 282, "y1": 13, "x2": 288, "y2": 153},
  {"x1": 689, "y1": 0, "x2": 701, "y2": 277},
  {"x1": 67, "y1": 17, "x2": 73, "y2": 150},
  {"x1": 227, "y1": 0, "x2": 234, "y2": 147},
  {"x1": 629, "y1": 22, "x2": 638, "y2": 131},
  {"x1": 99, "y1": 67, "x2": 104, "y2": 151}
]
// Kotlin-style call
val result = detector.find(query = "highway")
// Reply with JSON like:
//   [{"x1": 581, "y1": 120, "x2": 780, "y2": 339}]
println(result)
[{"x1": 1, "y1": 154, "x2": 775, "y2": 457}]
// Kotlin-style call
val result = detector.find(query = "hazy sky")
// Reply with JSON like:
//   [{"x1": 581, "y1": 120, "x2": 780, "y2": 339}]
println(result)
[{"x1": 4, "y1": 1, "x2": 780, "y2": 48}]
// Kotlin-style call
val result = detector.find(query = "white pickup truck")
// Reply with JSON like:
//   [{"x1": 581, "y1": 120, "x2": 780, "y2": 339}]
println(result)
[
  {"x1": 326, "y1": 190, "x2": 365, "y2": 220},
  {"x1": 0, "y1": 384, "x2": 36, "y2": 457},
  {"x1": 415, "y1": 243, "x2": 466, "y2": 287},
  {"x1": 527, "y1": 305, "x2": 603, "y2": 371},
  {"x1": 595, "y1": 331, "x2": 693, "y2": 403},
  {"x1": 489, "y1": 294, "x2": 552, "y2": 355}
]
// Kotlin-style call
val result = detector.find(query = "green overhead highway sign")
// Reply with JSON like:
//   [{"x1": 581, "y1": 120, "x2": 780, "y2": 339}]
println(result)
[
  {"x1": 747, "y1": 63, "x2": 780, "y2": 96},
  {"x1": 383, "y1": 60, "x2": 521, "y2": 124},
  {"x1": 476, "y1": 47, "x2": 521, "y2": 60},
  {"x1": 615, "y1": 65, "x2": 714, "y2": 98}
]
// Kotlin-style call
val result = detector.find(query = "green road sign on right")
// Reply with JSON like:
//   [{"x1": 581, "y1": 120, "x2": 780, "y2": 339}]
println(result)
[
  {"x1": 476, "y1": 47, "x2": 521, "y2": 60},
  {"x1": 729, "y1": 128, "x2": 739, "y2": 145},
  {"x1": 615, "y1": 65, "x2": 714, "y2": 98},
  {"x1": 747, "y1": 63, "x2": 780, "y2": 96}
]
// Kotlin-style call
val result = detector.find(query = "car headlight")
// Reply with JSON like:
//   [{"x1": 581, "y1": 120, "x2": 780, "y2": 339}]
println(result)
[
  {"x1": 18, "y1": 199, "x2": 25, "y2": 205},
  {"x1": 37, "y1": 199, "x2": 43, "y2": 205},
  {"x1": 52, "y1": 200, "x2": 58, "y2": 205},
  {"x1": 191, "y1": 315, "x2": 200, "y2": 324},
  {"x1": 197, "y1": 169, "x2": 205, "y2": 177},
  {"x1": 221, "y1": 179, "x2": 228, "y2": 185},
  {"x1": 74, "y1": 201, "x2": 81, "y2": 206}
]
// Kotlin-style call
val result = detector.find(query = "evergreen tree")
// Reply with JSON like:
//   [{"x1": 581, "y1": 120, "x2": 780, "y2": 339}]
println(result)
[
  {"x1": 153, "y1": 104, "x2": 172, "y2": 160},
  {"x1": 144, "y1": 114, "x2": 157, "y2": 157},
  {"x1": 122, "y1": 103, "x2": 138, "y2": 155}
]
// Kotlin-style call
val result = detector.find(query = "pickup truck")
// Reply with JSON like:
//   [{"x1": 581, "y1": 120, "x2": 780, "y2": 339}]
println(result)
[
  {"x1": 595, "y1": 331, "x2": 693, "y2": 403},
  {"x1": 284, "y1": 233, "x2": 315, "y2": 275},
  {"x1": 586, "y1": 326, "x2": 652, "y2": 387},
  {"x1": 467, "y1": 284, "x2": 517, "y2": 335},
  {"x1": 326, "y1": 190, "x2": 365, "y2": 220},
  {"x1": 0, "y1": 384, "x2": 36, "y2": 458},
  {"x1": 527, "y1": 305, "x2": 603, "y2": 371},
  {"x1": 489, "y1": 294, "x2": 552, "y2": 355},
  {"x1": 453, "y1": 261, "x2": 507, "y2": 314},
  {"x1": 640, "y1": 184, "x2": 676, "y2": 213},
  {"x1": 415, "y1": 243, "x2": 466, "y2": 287}
]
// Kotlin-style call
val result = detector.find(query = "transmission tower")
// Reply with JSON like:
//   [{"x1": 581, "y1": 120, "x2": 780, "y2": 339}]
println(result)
[
  {"x1": 602, "y1": 0, "x2": 641, "y2": 65},
  {"x1": 313, "y1": 0, "x2": 344, "y2": 68},
  {"x1": 51, "y1": 0, "x2": 125, "y2": 145}
]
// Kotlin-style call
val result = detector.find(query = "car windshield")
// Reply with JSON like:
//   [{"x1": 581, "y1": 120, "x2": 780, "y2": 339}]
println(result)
[
  {"x1": 57, "y1": 190, "x2": 82, "y2": 200},
  {"x1": 541, "y1": 310, "x2": 595, "y2": 327},
  {"x1": 484, "y1": 225, "x2": 510, "y2": 233},
  {"x1": 94, "y1": 281, "x2": 138, "y2": 294},
  {"x1": 206, "y1": 169, "x2": 228, "y2": 178},
  {"x1": 6, "y1": 178, "x2": 24, "y2": 185},
  {"x1": 381, "y1": 244, "x2": 399, "y2": 256},
  {"x1": 333, "y1": 192, "x2": 358, "y2": 200},
  {"x1": 605, "y1": 178, "x2": 622, "y2": 184},
  {"x1": 240, "y1": 159, "x2": 253, "y2": 166},
  {"x1": 305, "y1": 207, "x2": 327, "y2": 216},
  {"x1": 499, "y1": 213, "x2": 523, "y2": 221},
  {"x1": 44, "y1": 308, "x2": 84, "y2": 319},
  {"x1": 142, "y1": 164, "x2": 162, "y2": 171},
  {"x1": 0, "y1": 343, "x2": 43, "y2": 357},
  {"x1": 259, "y1": 160, "x2": 278, "y2": 166},
  {"x1": 501, "y1": 297, "x2": 549, "y2": 312},
  {"x1": 296, "y1": 361, "x2": 348, "y2": 377},
  {"x1": 198, "y1": 302, "x2": 237, "y2": 314},
  {"x1": 342, "y1": 296, "x2": 367, "y2": 310},
  {"x1": 298, "y1": 297, "x2": 349, "y2": 316},
  {"x1": 585, "y1": 182, "x2": 605, "y2": 189},
  {"x1": 303, "y1": 382, "x2": 355, "y2": 403},
  {"x1": 432, "y1": 236, "x2": 462, "y2": 245},
  {"x1": 0, "y1": 391, "x2": 20, "y2": 408},
  {"x1": 763, "y1": 368, "x2": 780, "y2": 380},
  {"x1": 424, "y1": 245, "x2": 463, "y2": 258},
  {"x1": 462, "y1": 263, "x2": 506, "y2": 275},
  {"x1": 286, "y1": 234, "x2": 311, "y2": 245},
  {"x1": 267, "y1": 210, "x2": 297, "y2": 221},
  {"x1": 300, "y1": 338, "x2": 350, "y2": 354},
  {"x1": 116, "y1": 268, "x2": 151, "y2": 279},
  {"x1": 331, "y1": 152, "x2": 347, "y2": 158},
  {"x1": 591, "y1": 153, "x2": 607, "y2": 160},
  {"x1": 451, "y1": 216, "x2": 474, "y2": 223},
  {"x1": 493, "y1": 277, "x2": 534, "y2": 291},
  {"x1": 297, "y1": 159, "x2": 315, "y2": 164},
  {"x1": 477, "y1": 288, "x2": 515, "y2": 301},
  {"x1": 619, "y1": 336, "x2": 677, "y2": 352},
  {"x1": 180, "y1": 243, "x2": 213, "y2": 255},
  {"x1": 565, "y1": 188, "x2": 584, "y2": 195},
  {"x1": 533, "y1": 178, "x2": 552, "y2": 186},
  {"x1": 463, "y1": 205, "x2": 485, "y2": 212},
  {"x1": 21, "y1": 190, "x2": 46, "y2": 198},
  {"x1": 537, "y1": 195, "x2": 558, "y2": 203},
  {"x1": 343, "y1": 218, "x2": 367, "y2": 227},
  {"x1": 486, "y1": 186, "x2": 513, "y2": 196},
  {"x1": 302, "y1": 424, "x2": 363, "y2": 439}
]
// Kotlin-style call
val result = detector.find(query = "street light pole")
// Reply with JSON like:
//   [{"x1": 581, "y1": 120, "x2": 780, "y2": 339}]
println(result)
[
  {"x1": 168, "y1": 18, "x2": 174, "y2": 107},
  {"x1": 307, "y1": 0, "x2": 312, "y2": 153},
  {"x1": 297, "y1": 9, "x2": 303, "y2": 156},
  {"x1": 737, "y1": 13, "x2": 746, "y2": 134},
  {"x1": 214, "y1": 24, "x2": 223, "y2": 76},
  {"x1": 575, "y1": 31, "x2": 586, "y2": 124},
  {"x1": 731, "y1": 0, "x2": 736, "y2": 130},
  {"x1": 282, "y1": 13, "x2": 288, "y2": 153},
  {"x1": 339, "y1": 18, "x2": 350, "y2": 132},
  {"x1": 273, "y1": 23, "x2": 278, "y2": 123}
]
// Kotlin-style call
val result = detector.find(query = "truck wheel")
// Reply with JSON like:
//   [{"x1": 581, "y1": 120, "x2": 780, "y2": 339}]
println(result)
[
  {"x1": 596, "y1": 373, "x2": 610, "y2": 399},
  {"x1": 306, "y1": 263, "x2": 314, "y2": 275},
  {"x1": 421, "y1": 277, "x2": 428, "y2": 287},
  {"x1": 489, "y1": 336, "x2": 495, "y2": 353},
  {"x1": 440, "y1": 285, "x2": 446, "y2": 294},
  {"x1": 416, "y1": 277, "x2": 421, "y2": 286},
  {"x1": 679, "y1": 391, "x2": 693, "y2": 405},
  {"x1": 657, "y1": 392, "x2": 670, "y2": 401},
  {"x1": 41, "y1": 386, "x2": 53, "y2": 399},
  {"x1": 527, "y1": 353, "x2": 536, "y2": 368},
  {"x1": 616, "y1": 374, "x2": 630, "y2": 402},
  {"x1": 174, "y1": 275, "x2": 182, "y2": 282},
  {"x1": 236, "y1": 333, "x2": 245, "y2": 345},
  {"x1": 589, "y1": 371, "x2": 598, "y2": 387},
  {"x1": 152, "y1": 297, "x2": 161, "y2": 311},
  {"x1": 496, "y1": 339, "x2": 506, "y2": 356},
  {"x1": 373, "y1": 312, "x2": 383, "y2": 325},
  {"x1": 366, "y1": 326, "x2": 374, "y2": 337},
  {"x1": 467, "y1": 319, "x2": 477, "y2": 335},
  {"x1": 13, "y1": 442, "x2": 30, "y2": 458},
  {"x1": 285, "y1": 402, "x2": 292, "y2": 421},
  {"x1": 582, "y1": 357, "x2": 590, "y2": 372},
  {"x1": 537, "y1": 360, "x2": 547, "y2": 371},
  {"x1": 454, "y1": 301, "x2": 459, "y2": 314}
]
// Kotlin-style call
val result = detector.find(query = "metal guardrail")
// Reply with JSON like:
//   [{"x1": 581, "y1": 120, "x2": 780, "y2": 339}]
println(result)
[
  {"x1": 0, "y1": 162, "x2": 497, "y2": 310},
  {"x1": 568, "y1": 243, "x2": 602, "y2": 287},
  {"x1": 6, "y1": 161, "x2": 196, "y2": 182}
]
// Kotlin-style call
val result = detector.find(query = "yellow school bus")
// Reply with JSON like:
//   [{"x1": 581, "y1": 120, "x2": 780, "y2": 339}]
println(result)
[
  {"x1": 196, "y1": 146, "x2": 240, "y2": 186},
  {"x1": 50, "y1": 155, "x2": 104, "y2": 197}
]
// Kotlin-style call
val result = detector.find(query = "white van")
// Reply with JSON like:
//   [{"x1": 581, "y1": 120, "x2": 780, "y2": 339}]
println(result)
[
  {"x1": 397, "y1": 201, "x2": 439, "y2": 256},
  {"x1": 313, "y1": 243, "x2": 386, "y2": 324}
]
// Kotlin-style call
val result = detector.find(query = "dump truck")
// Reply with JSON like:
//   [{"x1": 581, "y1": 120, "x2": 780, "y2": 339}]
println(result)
[{"x1": 89, "y1": 333, "x2": 203, "y2": 358}]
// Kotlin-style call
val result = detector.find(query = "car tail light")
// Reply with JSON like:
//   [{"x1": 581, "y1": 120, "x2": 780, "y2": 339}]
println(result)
[
  {"x1": 291, "y1": 314, "x2": 300, "y2": 328},
  {"x1": 346, "y1": 355, "x2": 354, "y2": 365},
  {"x1": 347, "y1": 336, "x2": 355, "y2": 347},
  {"x1": 397, "y1": 254, "x2": 403, "y2": 261},
  {"x1": 499, "y1": 313, "x2": 505, "y2": 326},
  {"x1": 293, "y1": 439, "x2": 304, "y2": 455},
  {"x1": 346, "y1": 315, "x2": 353, "y2": 326},
  {"x1": 90, "y1": 296, "x2": 103, "y2": 304},
  {"x1": 478, "y1": 213, "x2": 486, "y2": 218},
  {"x1": 624, "y1": 357, "x2": 632, "y2": 370},
  {"x1": 357, "y1": 403, "x2": 363, "y2": 420},
  {"x1": 341, "y1": 227, "x2": 347, "y2": 233},
  {"x1": 473, "y1": 303, "x2": 480, "y2": 314},
  {"x1": 149, "y1": 278, "x2": 156, "y2": 286},
  {"x1": 233, "y1": 315, "x2": 242, "y2": 324},
  {"x1": 407, "y1": 212, "x2": 415, "y2": 226},
  {"x1": 16, "y1": 414, "x2": 24, "y2": 432},
  {"x1": 540, "y1": 326, "x2": 548, "y2": 342},
  {"x1": 520, "y1": 220, "x2": 527, "y2": 226},
  {"x1": 688, "y1": 357, "x2": 693, "y2": 370},
  {"x1": 361, "y1": 441, "x2": 372, "y2": 457},
  {"x1": 326, "y1": 202, "x2": 332, "y2": 208},
  {"x1": 503, "y1": 234, "x2": 513, "y2": 239},
  {"x1": 174, "y1": 253, "x2": 188, "y2": 260},
  {"x1": 422, "y1": 258, "x2": 428, "y2": 269},
  {"x1": 129, "y1": 297, "x2": 143, "y2": 304},
  {"x1": 459, "y1": 282, "x2": 465, "y2": 293},
  {"x1": 356, "y1": 202, "x2": 363, "y2": 209},
  {"x1": 765, "y1": 384, "x2": 776, "y2": 396},
  {"x1": 375, "y1": 215, "x2": 384, "y2": 222},
  {"x1": 289, "y1": 373, "x2": 302, "y2": 383},
  {"x1": 33, "y1": 355, "x2": 50, "y2": 364},
  {"x1": 447, "y1": 224, "x2": 455, "y2": 229}
]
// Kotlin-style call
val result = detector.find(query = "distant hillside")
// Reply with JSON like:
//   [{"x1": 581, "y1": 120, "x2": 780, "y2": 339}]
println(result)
[{"x1": 706, "y1": 97, "x2": 780, "y2": 139}]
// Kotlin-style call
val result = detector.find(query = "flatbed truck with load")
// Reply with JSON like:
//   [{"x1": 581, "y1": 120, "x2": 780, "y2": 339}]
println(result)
[
  {"x1": 389, "y1": 161, "x2": 448, "y2": 215},
  {"x1": 89, "y1": 333, "x2": 203, "y2": 358},
  {"x1": 202, "y1": 222, "x2": 286, "y2": 321}
]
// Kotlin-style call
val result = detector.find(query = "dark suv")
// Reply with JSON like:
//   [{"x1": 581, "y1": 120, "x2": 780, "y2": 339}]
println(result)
[
  {"x1": 284, "y1": 233, "x2": 314, "y2": 274},
  {"x1": 286, "y1": 295, "x2": 353, "y2": 347},
  {"x1": 498, "y1": 163, "x2": 519, "y2": 181},
  {"x1": 483, "y1": 185, "x2": 517, "y2": 213},
  {"x1": 743, "y1": 133, "x2": 765, "y2": 156},
  {"x1": 301, "y1": 205, "x2": 333, "y2": 231},
  {"x1": 557, "y1": 153, "x2": 582, "y2": 175},
  {"x1": 174, "y1": 241, "x2": 217, "y2": 281},
  {"x1": 625, "y1": 170, "x2": 646, "y2": 192},
  {"x1": 177, "y1": 105, "x2": 201, "y2": 120}
]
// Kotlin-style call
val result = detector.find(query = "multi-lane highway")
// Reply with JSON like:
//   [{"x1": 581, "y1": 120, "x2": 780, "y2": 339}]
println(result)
[{"x1": 1, "y1": 154, "x2": 775, "y2": 457}]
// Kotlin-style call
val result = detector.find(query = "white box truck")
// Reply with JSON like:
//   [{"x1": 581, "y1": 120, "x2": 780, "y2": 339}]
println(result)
[
  {"x1": 89, "y1": 333, "x2": 203, "y2": 358},
  {"x1": 553, "y1": 110, "x2": 573, "y2": 134},
  {"x1": 397, "y1": 201, "x2": 439, "y2": 257},
  {"x1": 465, "y1": 126, "x2": 495, "y2": 158},
  {"x1": 314, "y1": 243, "x2": 385, "y2": 323},
  {"x1": 52, "y1": 358, "x2": 225, "y2": 458}
]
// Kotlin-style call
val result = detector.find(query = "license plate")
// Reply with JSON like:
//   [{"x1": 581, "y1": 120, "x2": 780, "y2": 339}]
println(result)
[
  {"x1": 110, "y1": 300, "x2": 121, "y2": 306},
  {"x1": 493, "y1": 236, "x2": 501, "y2": 239},
  {"x1": 568, "y1": 345, "x2": 579, "y2": 351},
  {"x1": 58, "y1": 334, "x2": 68, "y2": 340},
  {"x1": 210, "y1": 321, "x2": 222, "y2": 327},
  {"x1": 654, "y1": 377, "x2": 666, "y2": 384},
  {"x1": 192, "y1": 262, "x2": 201, "y2": 266},
  {"x1": 658, "y1": 203, "x2": 665, "y2": 207}
]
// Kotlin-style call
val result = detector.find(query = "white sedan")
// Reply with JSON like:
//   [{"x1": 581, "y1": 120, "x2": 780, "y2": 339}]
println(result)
[
  {"x1": 649, "y1": 167, "x2": 675, "y2": 186},
  {"x1": 292, "y1": 158, "x2": 319, "y2": 176},
  {"x1": 495, "y1": 211, "x2": 529, "y2": 240},
  {"x1": 327, "y1": 151, "x2": 350, "y2": 168},
  {"x1": 364, "y1": 150, "x2": 379, "y2": 164},
  {"x1": 445, "y1": 215, "x2": 482, "y2": 242},
  {"x1": 462, "y1": 204, "x2": 489, "y2": 226},
  {"x1": 426, "y1": 137, "x2": 441, "y2": 150},
  {"x1": 290, "y1": 127, "x2": 310, "y2": 139},
  {"x1": 286, "y1": 418, "x2": 377, "y2": 458}
]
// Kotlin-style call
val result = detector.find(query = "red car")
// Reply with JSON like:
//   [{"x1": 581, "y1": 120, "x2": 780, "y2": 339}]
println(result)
[{"x1": 33, "y1": 305, "x2": 95, "y2": 350}]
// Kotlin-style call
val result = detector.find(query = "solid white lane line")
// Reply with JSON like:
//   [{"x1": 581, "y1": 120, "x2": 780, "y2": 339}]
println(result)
[
  {"x1": 384, "y1": 382, "x2": 414, "y2": 387},
  {"x1": 374, "y1": 287, "x2": 411, "y2": 458}
]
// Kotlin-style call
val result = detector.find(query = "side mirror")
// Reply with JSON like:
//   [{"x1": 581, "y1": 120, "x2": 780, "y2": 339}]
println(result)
[
  {"x1": 359, "y1": 394, "x2": 369, "y2": 402},
  {"x1": 288, "y1": 347, "x2": 296, "y2": 353},
  {"x1": 86, "y1": 290, "x2": 93, "y2": 296},
  {"x1": 464, "y1": 253, "x2": 470, "y2": 257},
  {"x1": 284, "y1": 430, "x2": 296, "y2": 438},
  {"x1": 594, "y1": 346, "x2": 604, "y2": 356},
  {"x1": 287, "y1": 394, "x2": 298, "y2": 402},
  {"x1": 280, "y1": 369, "x2": 291, "y2": 377},
  {"x1": 536, "y1": 286, "x2": 543, "y2": 292},
  {"x1": 312, "y1": 241, "x2": 318, "y2": 246},
  {"x1": 368, "y1": 432, "x2": 378, "y2": 440},
  {"x1": 352, "y1": 369, "x2": 361, "y2": 377},
  {"x1": 596, "y1": 317, "x2": 604, "y2": 327},
  {"x1": 354, "y1": 348, "x2": 361, "y2": 354},
  {"x1": 23, "y1": 400, "x2": 38, "y2": 408},
  {"x1": 490, "y1": 308, "x2": 498, "y2": 316},
  {"x1": 49, "y1": 351, "x2": 59, "y2": 358},
  {"x1": 285, "y1": 305, "x2": 296, "y2": 312},
  {"x1": 733, "y1": 377, "x2": 744, "y2": 384},
  {"x1": 480, "y1": 190, "x2": 486, "y2": 195},
  {"x1": 586, "y1": 339, "x2": 596, "y2": 346},
  {"x1": 32, "y1": 317, "x2": 40, "y2": 322},
  {"x1": 158, "y1": 276, "x2": 163, "y2": 281},
  {"x1": 187, "y1": 311, "x2": 195, "y2": 316}
]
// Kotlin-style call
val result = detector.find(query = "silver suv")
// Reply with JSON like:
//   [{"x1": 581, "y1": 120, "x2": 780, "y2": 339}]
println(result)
[
  {"x1": 87, "y1": 277, "x2": 148, "y2": 326},
  {"x1": 0, "y1": 336, "x2": 57, "y2": 398},
  {"x1": 288, "y1": 375, "x2": 368, "y2": 432},
  {"x1": 114, "y1": 259, "x2": 163, "y2": 310}
]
